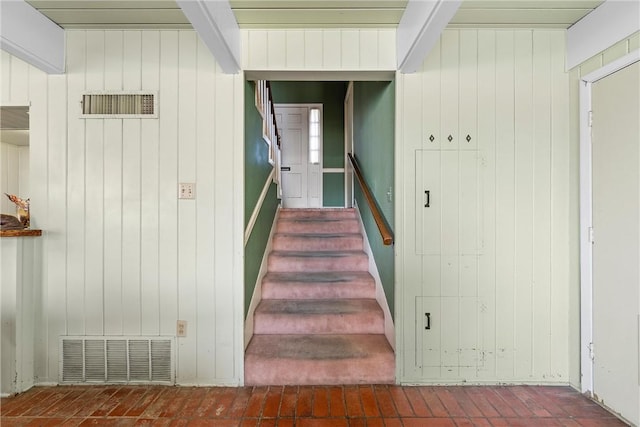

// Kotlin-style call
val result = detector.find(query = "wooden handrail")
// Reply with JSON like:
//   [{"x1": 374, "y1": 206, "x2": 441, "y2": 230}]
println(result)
[{"x1": 348, "y1": 153, "x2": 394, "y2": 246}]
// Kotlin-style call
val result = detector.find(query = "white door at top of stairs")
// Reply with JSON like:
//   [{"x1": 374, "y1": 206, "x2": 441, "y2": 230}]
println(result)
[{"x1": 275, "y1": 105, "x2": 322, "y2": 208}]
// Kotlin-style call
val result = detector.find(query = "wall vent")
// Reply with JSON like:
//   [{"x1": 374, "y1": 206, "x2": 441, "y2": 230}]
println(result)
[
  {"x1": 60, "y1": 336, "x2": 174, "y2": 384},
  {"x1": 81, "y1": 92, "x2": 157, "y2": 118}
]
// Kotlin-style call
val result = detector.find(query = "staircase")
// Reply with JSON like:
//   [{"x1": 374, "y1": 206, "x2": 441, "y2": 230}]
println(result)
[{"x1": 245, "y1": 208, "x2": 395, "y2": 385}]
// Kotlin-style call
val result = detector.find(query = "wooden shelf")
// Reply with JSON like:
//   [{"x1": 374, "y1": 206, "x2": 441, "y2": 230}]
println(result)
[{"x1": 0, "y1": 229, "x2": 42, "y2": 237}]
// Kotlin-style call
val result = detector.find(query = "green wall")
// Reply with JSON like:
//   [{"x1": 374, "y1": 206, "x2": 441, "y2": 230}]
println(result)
[
  {"x1": 244, "y1": 80, "x2": 279, "y2": 314},
  {"x1": 270, "y1": 81, "x2": 347, "y2": 206},
  {"x1": 353, "y1": 81, "x2": 395, "y2": 317},
  {"x1": 244, "y1": 184, "x2": 279, "y2": 314},
  {"x1": 323, "y1": 173, "x2": 344, "y2": 207},
  {"x1": 245, "y1": 81, "x2": 274, "y2": 228}
]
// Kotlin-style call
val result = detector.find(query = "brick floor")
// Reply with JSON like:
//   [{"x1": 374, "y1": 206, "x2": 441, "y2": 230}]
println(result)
[{"x1": 0, "y1": 385, "x2": 628, "y2": 426}]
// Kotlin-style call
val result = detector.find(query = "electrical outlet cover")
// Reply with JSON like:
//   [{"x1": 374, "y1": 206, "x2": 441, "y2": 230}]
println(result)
[
  {"x1": 178, "y1": 183, "x2": 196, "y2": 199},
  {"x1": 176, "y1": 320, "x2": 187, "y2": 337}
]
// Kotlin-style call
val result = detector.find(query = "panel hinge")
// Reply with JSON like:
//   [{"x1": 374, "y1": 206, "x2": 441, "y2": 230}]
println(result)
[
  {"x1": 588, "y1": 110, "x2": 593, "y2": 128},
  {"x1": 588, "y1": 226, "x2": 594, "y2": 244},
  {"x1": 588, "y1": 342, "x2": 595, "y2": 361}
]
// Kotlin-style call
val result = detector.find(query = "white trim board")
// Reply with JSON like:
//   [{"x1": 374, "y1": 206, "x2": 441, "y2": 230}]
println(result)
[
  {"x1": 244, "y1": 169, "x2": 275, "y2": 247},
  {"x1": 567, "y1": 0, "x2": 640, "y2": 70},
  {"x1": 176, "y1": 0, "x2": 241, "y2": 74},
  {"x1": 579, "y1": 49, "x2": 640, "y2": 394},
  {"x1": 344, "y1": 81, "x2": 354, "y2": 208},
  {"x1": 397, "y1": 0, "x2": 462, "y2": 73},
  {"x1": 244, "y1": 71, "x2": 395, "y2": 82},
  {"x1": 0, "y1": 0, "x2": 65, "y2": 74},
  {"x1": 244, "y1": 207, "x2": 281, "y2": 350}
]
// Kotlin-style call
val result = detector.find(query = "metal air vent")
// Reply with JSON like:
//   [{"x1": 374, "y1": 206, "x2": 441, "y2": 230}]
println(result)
[
  {"x1": 81, "y1": 92, "x2": 157, "y2": 118},
  {"x1": 60, "y1": 336, "x2": 174, "y2": 384}
]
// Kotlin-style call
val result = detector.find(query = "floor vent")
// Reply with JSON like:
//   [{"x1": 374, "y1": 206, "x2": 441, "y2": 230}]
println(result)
[
  {"x1": 81, "y1": 92, "x2": 157, "y2": 118},
  {"x1": 60, "y1": 336, "x2": 174, "y2": 384}
]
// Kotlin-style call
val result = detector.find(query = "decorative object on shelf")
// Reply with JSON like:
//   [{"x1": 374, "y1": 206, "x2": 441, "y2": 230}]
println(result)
[
  {"x1": 4, "y1": 193, "x2": 30, "y2": 228},
  {"x1": 1, "y1": 213, "x2": 24, "y2": 230}
]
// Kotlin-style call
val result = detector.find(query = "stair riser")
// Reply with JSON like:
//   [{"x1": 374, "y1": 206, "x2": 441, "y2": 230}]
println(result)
[
  {"x1": 276, "y1": 220, "x2": 360, "y2": 234},
  {"x1": 253, "y1": 311, "x2": 384, "y2": 334},
  {"x1": 267, "y1": 255, "x2": 369, "y2": 272},
  {"x1": 247, "y1": 208, "x2": 394, "y2": 386},
  {"x1": 261, "y1": 282, "x2": 375, "y2": 300},
  {"x1": 272, "y1": 235, "x2": 363, "y2": 251},
  {"x1": 279, "y1": 209, "x2": 357, "y2": 220},
  {"x1": 245, "y1": 355, "x2": 394, "y2": 386}
]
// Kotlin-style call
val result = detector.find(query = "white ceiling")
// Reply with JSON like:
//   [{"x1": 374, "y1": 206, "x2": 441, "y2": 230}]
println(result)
[{"x1": 25, "y1": 0, "x2": 604, "y2": 29}]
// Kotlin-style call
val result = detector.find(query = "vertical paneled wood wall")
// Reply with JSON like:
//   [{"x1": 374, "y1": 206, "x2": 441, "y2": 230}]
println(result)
[
  {"x1": 4, "y1": 25, "x2": 619, "y2": 387},
  {"x1": 0, "y1": 143, "x2": 29, "y2": 213},
  {"x1": 0, "y1": 30, "x2": 244, "y2": 386},
  {"x1": 241, "y1": 29, "x2": 396, "y2": 71},
  {"x1": 397, "y1": 29, "x2": 572, "y2": 384}
]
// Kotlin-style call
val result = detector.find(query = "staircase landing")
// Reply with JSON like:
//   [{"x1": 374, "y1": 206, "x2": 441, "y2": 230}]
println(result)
[{"x1": 244, "y1": 208, "x2": 394, "y2": 386}]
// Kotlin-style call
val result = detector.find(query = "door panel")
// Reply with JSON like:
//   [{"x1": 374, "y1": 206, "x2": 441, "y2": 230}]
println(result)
[
  {"x1": 592, "y1": 61, "x2": 640, "y2": 426},
  {"x1": 282, "y1": 129, "x2": 302, "y2": 166},
  {"x1": 276, "y1": 105, "x2": 322, "y2": 208},
  {"x1": 281, "y1": 173, "x2": 302, "y2": 198},
  {"x1": 277, "y1": 107, "x2": 309, "y2": 208},
  {"x1": 415, "y1": 296, "x2": 482, "y2": 377},
  {"x1": 415, "y1": 296, "x2": 442, "y2": 368},
  {"x1": 411, "y1": 148, "x2": 484, "y2": 377},
  {"x1": 441, "y1": 151, "x2": 460, "y2": 256},
  {"x1": 415, "y1": 150, "x2": 441, "y2": 255},
  {"x1": 460, "y1": 150, "x2": 480, "y2": 255}
]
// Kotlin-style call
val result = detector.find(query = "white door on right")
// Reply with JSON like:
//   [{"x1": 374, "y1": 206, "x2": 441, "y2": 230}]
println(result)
[{"x1": 592, "y1": 61, "x2": 640, "y2": 426}]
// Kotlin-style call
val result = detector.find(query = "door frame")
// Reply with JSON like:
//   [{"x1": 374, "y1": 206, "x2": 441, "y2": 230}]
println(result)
[
  {"x1": 275, "y1": 103, "x2": 324, "y2": 208},
  {"x1": 344, "y1": 81, "x2": 354, "y2": 208},
  {"x1": 579, "y1": 48, "x2": 640, "y2": 395}
]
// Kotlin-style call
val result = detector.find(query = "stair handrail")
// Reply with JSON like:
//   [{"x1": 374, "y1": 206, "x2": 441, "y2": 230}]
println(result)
[{"x1": 348, "y1": 153, "x2": 394, "y2": 246}]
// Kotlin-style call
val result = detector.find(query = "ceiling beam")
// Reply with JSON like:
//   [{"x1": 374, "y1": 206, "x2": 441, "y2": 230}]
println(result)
[
  {"x1": 397, "y1": 0, "x2": 462, "y2": 73},
  {"x1": 567, "y1": 0, "x2": 640, "y2": 70},
  {"x1": 176, "y1": 0, "x2": 241, "y2": 74},
  {"x1": 0, "y1": 0, "x2": 65, "y2": 74}
]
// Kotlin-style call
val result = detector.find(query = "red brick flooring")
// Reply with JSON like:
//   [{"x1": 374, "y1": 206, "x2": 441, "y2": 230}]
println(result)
[{"x1": 0, "y1": 384, "x2": 628, "y2": 426}]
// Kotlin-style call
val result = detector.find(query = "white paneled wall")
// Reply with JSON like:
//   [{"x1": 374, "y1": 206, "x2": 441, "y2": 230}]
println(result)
[
  {"x1": 242, "y1": 29, "x2": 396, "y2": 70},
  {"x1": 1, "y1": 30, "x2": 244, "y2": 385},
  {"x1": 0, "y1": 143, "x2": 29, "y2": 214},
  {"x1": 397, "y1": 29, "x2": 571, "y2": 384}
]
